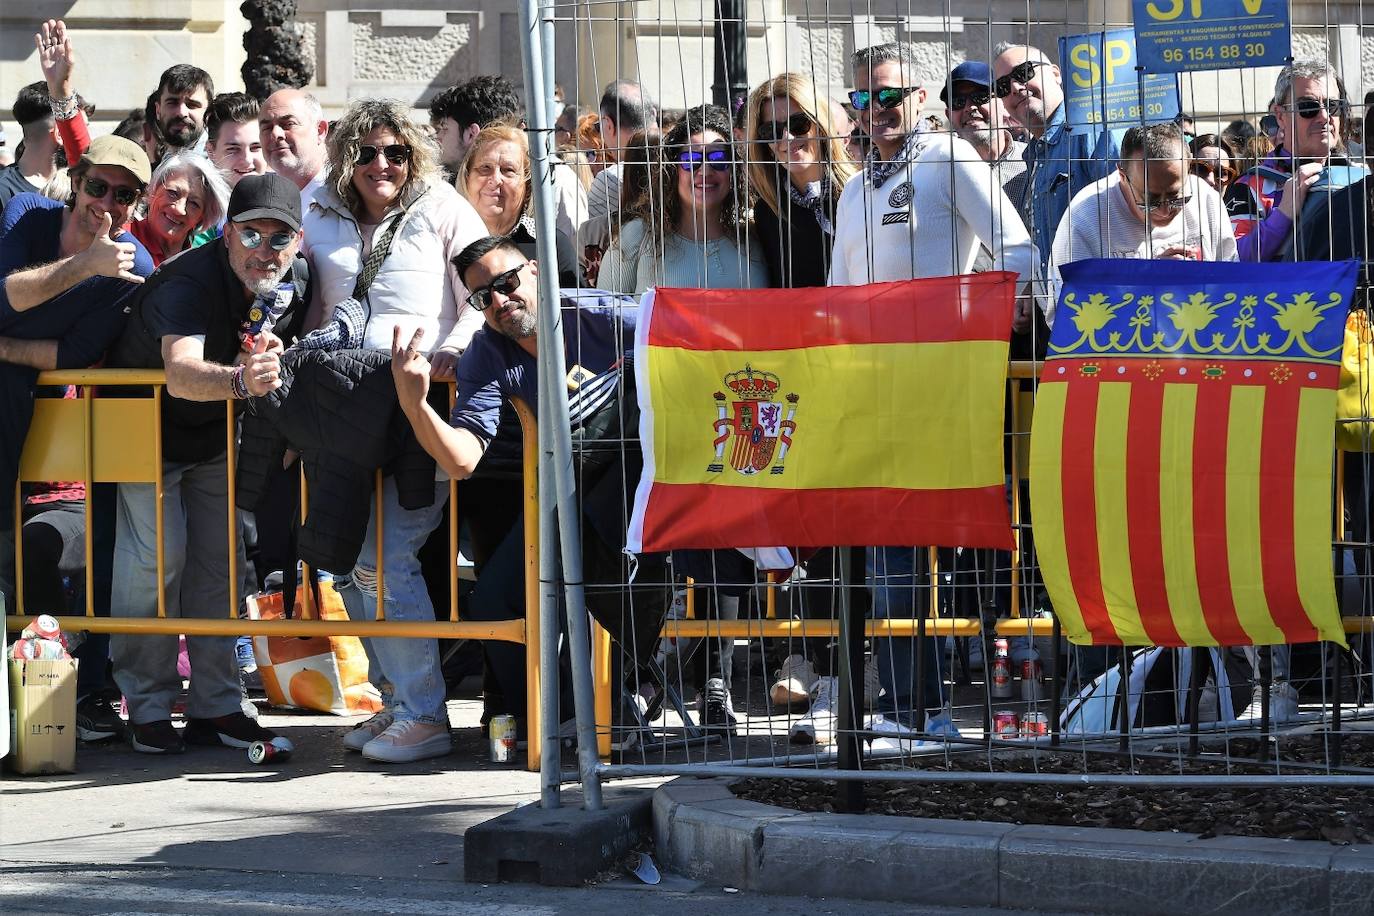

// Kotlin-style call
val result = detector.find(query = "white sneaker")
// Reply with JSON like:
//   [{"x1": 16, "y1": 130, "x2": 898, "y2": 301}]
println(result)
[
  {"x1": 789, "y1": 676, "x2": 837, "y2": 745},
  {"x1": 865, "y1": 714, "x2": 922, "y2": 755},
  {"x1": 770, "y1": 654, "x2": 818, "y2": 707},
  {"x1": 1240, "y1": 680, "x2": 1300, "y2": 724},
  {"x1": 342, "y1": 710, "x2": 394, "y2": 752},
  {"x1": 360, "y1": 719, "x2": 452, "y2": 763}
]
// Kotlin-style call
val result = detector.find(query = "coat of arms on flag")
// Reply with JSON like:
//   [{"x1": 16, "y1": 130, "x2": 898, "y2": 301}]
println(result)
[
  {"x1": 626, "y1": 275, "x2": 1019, "y2": 554},
  {"x1": 708, "y1": 366, "x2": 799, "y2": 476},
  {"x1": 1030, "y1": 258, "x2": 1358, "y2": 648}
]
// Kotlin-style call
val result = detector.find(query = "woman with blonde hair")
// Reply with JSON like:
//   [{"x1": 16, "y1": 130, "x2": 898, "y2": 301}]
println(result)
[
  {"x1": 300, "y1": 97, "x2": 487, "y2": 765},
  {"x1": 744, "y1": 72, "x2": 857, "y2": 288},
  {"x1": 129, "y1": 150, "x2": 230, "y2": 266},
  {"x1": 597, "y1": 104, "x2": 765, "y2": 295},
  {"x1": 456, "y1": 122, "x2": 579, "y2": 285}
]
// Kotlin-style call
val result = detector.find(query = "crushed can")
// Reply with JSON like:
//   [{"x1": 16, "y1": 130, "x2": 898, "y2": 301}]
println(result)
[
  {"x1": 994, "y1": 710, "x2": 1020, "y2": 739},
  {"x1": 248, "y1": 737, "x2": 293, "y2": 764},
  {"x1": 1019, "y1": 712, "x2": 1049, "y2": 738},
  {"x1": 1019, "y1": 658, "x2": 1043, "y2": 703},
  {"x1": 489, "y1": 714, "x2": 517, "y2": 763}
]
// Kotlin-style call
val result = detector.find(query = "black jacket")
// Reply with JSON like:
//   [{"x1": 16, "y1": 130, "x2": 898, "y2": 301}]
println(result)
[
  {"x1": 753, "y1": 192, "x2": 835, "y2": 289},
  {"x1": 235, "y1": 348, "x2": 438, "y2": 574},
  {"x1": 108, "y1": 240, "x2": 309, "y2": 462}
]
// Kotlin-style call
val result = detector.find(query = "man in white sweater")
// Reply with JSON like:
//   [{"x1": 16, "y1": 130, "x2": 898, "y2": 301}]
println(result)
[
  {"x1": 1048, "y1": 121, "x2": 1237, "y2": 325},
  {"x1": 825, "y1": 43, "x2": 1038, "y2": 753}
]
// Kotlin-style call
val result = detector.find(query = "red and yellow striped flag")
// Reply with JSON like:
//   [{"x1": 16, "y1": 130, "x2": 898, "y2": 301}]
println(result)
[
  {"x1": 1030, "y1": 259, "x2": 1356, "y2": 647},
  {"x1": 627, "y1": 274, "x2": 1017, "y2": 553}
]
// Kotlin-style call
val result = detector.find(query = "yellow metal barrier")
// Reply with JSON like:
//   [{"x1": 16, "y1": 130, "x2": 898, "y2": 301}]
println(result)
[{"x1": 7, "y1": 372, "x2": 544, "y2": 771}]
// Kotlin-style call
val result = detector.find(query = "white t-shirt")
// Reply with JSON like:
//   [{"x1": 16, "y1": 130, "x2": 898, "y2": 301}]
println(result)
[{"x1": 1048, "y1": 171, "x2": 1237, "y2": 325}]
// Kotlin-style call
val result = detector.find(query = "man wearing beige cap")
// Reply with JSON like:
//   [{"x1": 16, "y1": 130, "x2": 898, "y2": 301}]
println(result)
[{"x1": 0, "y1": 133, "x2": 154, "y2": 742}]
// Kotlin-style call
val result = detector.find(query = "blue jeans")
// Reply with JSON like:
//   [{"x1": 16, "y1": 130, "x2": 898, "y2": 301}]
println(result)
[
  {"x1": 336, "y1": 477, "x2": 449, "y2": 726},
  {"x1": 867, "y1": 546, "x2": 945, "y2": 727}
]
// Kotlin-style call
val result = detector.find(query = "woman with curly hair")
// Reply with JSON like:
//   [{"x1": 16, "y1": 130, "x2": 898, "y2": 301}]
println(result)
[
  {"x1": 743, "y1": 73, "x2": 858, "y2": 288},
  {"x1": 456, "y1": 123, "x2": 579, "y2": 286},
  {"x1": 300, "y1": 97, "x2": 487, "y2": 765},
  {"x1": 597, "y1": 104, "x2": 765, "y2": 295}
]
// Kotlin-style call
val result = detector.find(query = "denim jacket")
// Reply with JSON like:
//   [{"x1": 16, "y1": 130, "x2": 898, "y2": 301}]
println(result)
[{"x1": 1022, "y1": 104, "x2": 1123, "y2": 272}]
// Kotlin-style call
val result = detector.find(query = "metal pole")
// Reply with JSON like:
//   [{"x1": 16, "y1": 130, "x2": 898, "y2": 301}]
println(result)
[
  {"x1": 598, "y1": 763, "x2": 1374, "y2": 788},
  {"x1": 834, "y1": 546, "x2": 864, "y2": 812},
  {"x1": 710, "y1": 0, "x2": 748, "y2": 113},
  {"x1": 517, "y1": 0, "x2": 603, "y2": 812}
]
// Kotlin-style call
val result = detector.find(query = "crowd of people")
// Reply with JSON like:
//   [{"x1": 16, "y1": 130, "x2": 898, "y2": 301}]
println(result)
[{"x1": 1, "y1": 16, "x2": 1369, "y2": 763}]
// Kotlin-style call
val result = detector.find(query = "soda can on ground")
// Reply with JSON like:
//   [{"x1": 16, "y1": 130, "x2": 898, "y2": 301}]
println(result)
[
  {"x1": 994, "y1": 710, "x2": 1019, "y2": 739},
  {"x1": 248, "y1": 737, "x2": 292, "y2": 764},
  {"x1": 1020, "y1": 712, "x2": 1049, "y2": 738},
  {"x1": 990, "y1": 656, "x2": 1014, "y2": 699},
  {"x1": 489, "y1": 714, "x2": 517, "y2": 763}
]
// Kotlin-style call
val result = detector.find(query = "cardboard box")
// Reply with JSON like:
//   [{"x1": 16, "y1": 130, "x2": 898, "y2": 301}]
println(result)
[{"x1": 7, "y1": 658, "x2": 77, "y2": 775}]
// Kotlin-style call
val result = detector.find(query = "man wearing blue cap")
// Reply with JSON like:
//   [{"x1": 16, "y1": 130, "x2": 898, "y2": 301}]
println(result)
[{"x1": 942, "y1": 62, "x2": 1028, "y2": 227}]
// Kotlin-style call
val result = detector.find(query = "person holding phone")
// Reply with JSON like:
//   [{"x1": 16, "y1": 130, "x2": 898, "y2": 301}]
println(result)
[{"x1": 1224, "y1": 60, "x2": 1357, "y2": 263}]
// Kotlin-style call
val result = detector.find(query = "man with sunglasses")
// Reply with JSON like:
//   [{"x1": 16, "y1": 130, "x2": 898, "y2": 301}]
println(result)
[
  {"x1": 991, "y1": 43, "x2": 1123, "y2": 276},
  {"x1": 106, "y1": 173, "x2": 309, "y2": 754},
  {"x1": 1225, "y1": 60, "x2": 1359, "y2": 264},
  {"x1": 0, "y1": 135, "x2": 153, "y2": 742},
  {"x1": 392, "y1": 235, "x2": 663, "y2": 747},
  {"x1": 830, "y1": 43, "x2": 1038, "y2": 752},
  {"x1": 1048, "y1": 122, "x2": 1236, "y2": 322}
]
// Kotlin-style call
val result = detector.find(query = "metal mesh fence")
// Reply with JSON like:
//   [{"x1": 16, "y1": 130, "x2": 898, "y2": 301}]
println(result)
[{"x1": 519, "y1": 0, "x2": 1374, "y2": 801}]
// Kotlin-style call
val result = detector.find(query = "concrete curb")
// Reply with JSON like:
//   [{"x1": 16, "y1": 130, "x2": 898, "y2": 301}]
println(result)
[{"x1": 654, "y1": 777, "x2": 1374, "y2": 914}]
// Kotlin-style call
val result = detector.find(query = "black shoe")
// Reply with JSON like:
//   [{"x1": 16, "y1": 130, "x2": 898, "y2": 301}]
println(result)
[
  {"x1": 184, "y1": 712, "x2": 285, "y2": 749},
  {"x1": 130, "y1": 720, "x2": 186, "y2": 755},
  {"x1": 701, "y1": 677, "x2": 738, "y2": 733},
  {"x1": 76, "y1": 694, "x2": 128, "y2": 742}
]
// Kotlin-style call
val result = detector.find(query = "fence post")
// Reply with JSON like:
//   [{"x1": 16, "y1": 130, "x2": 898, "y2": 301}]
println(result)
[{"x1": 518, "y1": 0, "x2": 603, "y2": 812}]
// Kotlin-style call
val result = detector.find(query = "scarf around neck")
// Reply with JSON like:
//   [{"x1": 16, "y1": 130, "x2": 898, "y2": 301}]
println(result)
[
  {"x1": 785, "y1": 175, "x2": 834, "y2": 235},
  {"x1": 866, "y1": 126, "x2": 928, "y2": 190}
]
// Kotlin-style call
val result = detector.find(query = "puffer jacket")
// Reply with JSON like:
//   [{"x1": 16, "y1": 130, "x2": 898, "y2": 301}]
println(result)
[
  {"x1": 301, "y1": 178, "x2": 488, "y2": 356},
  {"x1": 236, "y1": 348, "x2": 437, "y2": 574}
]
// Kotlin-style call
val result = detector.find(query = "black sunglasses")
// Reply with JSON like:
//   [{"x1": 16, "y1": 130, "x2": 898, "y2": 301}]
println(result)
[
  {"x1": 466, "y1": 265, "x2": 524, "y2": 312},
  {"x1": 357, "y1": 144, "x2": 413, "y2": 166},
  {"x1": 678, "y1": 148, "x2": 730, "y2": 172},
  {"x1": 847, "y1": 86, "x2": 919, "y2": 112},
  {"x1": 759, "y1": 112, "x2": 814, "y2": 143},
  {"x1": 237, "y1": 226, "x2": 295, "y2": 251},
  {"x1": 949, "y1": 89, "x2": 992, "y2": 112},
  {"x1": 1287, "y1": 96, "x2": 1348, "y2": 120},
  {"x1": 994, "y1": 61, "x2": 1048, "y2": 98},
  {"x1": 82, "y1": 176, "x2": 140, "y2": 206}
]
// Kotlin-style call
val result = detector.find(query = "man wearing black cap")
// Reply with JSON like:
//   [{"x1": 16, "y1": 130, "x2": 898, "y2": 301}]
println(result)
[{"x1": 108, "y1": 172, "x2": 309, "y2": 754}]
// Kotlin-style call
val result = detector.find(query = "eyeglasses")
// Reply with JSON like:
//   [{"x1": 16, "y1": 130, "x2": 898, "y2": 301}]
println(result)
[
  {"x1": 994, "y1": 61, "x2": 1048, "y2": 98},
  {"x1": 678, "y1": 149, "x2": 731, "y2": 172},
  {"x1": 1286, "y1": 96, "x2": 1348, "y2": 120},
  {"x1": 82, "y1": 176, "x2": 140, "y2": 206},
  {"x1": 236, "y1": 227, "x2": 295, "y2": 251},
  {"x1": 356, "y1": 144, "x2": 413, "y2": 166},
  {"x1": 466, "y1": 265, "x2": 525, "y2": 311},
  {"x1": 759, "y1": 113, "x2": 814, "y2": 143},
  {"x1": 847, "y1": 86, "x2": 919, "y2": 112},
  {"x1": 1124, "y1": 174, "x2": 1192, "y2": 213},
  {"x1": 1190, "y1": 162, "x2": 1237, "y2": 185},
  {"x1": 949, "y1": 90, "x2": 992, "y2": 112}
]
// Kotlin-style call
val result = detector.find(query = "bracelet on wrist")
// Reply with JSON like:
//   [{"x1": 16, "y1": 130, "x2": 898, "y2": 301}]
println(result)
[
  {"x1": 49, "y1": 94, "x2": 79, "y2": 121},
  {"x1": 230, "y1": 364, "x2": 249, "y2": 400}
]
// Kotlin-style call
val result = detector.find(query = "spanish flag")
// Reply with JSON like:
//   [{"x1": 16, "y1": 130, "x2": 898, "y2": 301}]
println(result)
[
  {"x1": 626, "y1": 275, "x2": 1017, "y2": 554},
  {"x1": 1030, "y1": 259, "x2": 1357, "y2": 647}
]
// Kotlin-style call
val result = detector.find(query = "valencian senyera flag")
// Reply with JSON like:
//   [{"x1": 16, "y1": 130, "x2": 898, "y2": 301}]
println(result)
[
  {"x1": 626, "y1": 274, "x2": 1018, "y2": 554},
  {"x1": 1030, "y1": 258, "x2": 1358, "y2": 648}
]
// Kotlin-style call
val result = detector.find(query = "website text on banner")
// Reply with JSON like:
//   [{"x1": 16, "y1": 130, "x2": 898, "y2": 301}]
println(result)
[
  {"x1": 1132, "y1": 0, "x2": 1292, "y2": 73},
  {"x1": 1029, "y1": 258, "x2": 1357, "y2": 648},
  {"x1": 627, "y1": 275, "x2": 1017, "y2": 554}
]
